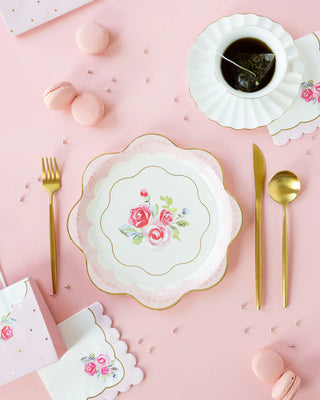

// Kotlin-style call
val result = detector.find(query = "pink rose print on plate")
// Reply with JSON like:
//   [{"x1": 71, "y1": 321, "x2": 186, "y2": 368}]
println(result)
[
  {"x1": 119, "y1": 191, "x2": 190, "y2": 247},
  {"x1": 140, "y1": 189, "x2": 148, "y2": 197},
  {"x1": 143, "y1": 219, "x2": 172, "y2": 247},
  {"x1": 159, "y1": 209, "x2": 174, "y2": 225},
  {"x1": 300, "y1": 80, "x2": 320, "y2": 104},
  {"x1": 0, "y1": 315, "x2": 17, "y2": 342},
  {"x1": 81, "y1": 352, "x2": 119, "y2": 380},
  {"x1": 128, "y1": 205, "x2": 151, "y2": 228}
]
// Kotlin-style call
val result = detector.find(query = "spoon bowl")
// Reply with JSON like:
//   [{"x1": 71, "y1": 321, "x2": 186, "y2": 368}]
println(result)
[
  {"x1": 268, "y1": 170, "x2": 301, "y2": 307},
  {"x1": 268, "y1": 171, "x2": 300, "y2": 206}
]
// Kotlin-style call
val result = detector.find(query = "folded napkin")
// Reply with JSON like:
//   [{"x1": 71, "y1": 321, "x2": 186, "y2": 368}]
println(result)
[
  {"x1": 268, "y1": 31, "x2": 320, "y2": 145},
  {"x1": 38, "y1": 302, "x2": 144, "y2": 400},
  {"x1": 0, "y1": 277, "x2": 66, "y2": 386},
  {"x1": 0, "y1": 0, "x2": 96, "y2": 36}
]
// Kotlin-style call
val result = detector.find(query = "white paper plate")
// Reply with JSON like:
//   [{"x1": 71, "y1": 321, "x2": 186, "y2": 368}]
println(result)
[{"x1": 67, "y1": 134, "x2": 242, "y2": 309}]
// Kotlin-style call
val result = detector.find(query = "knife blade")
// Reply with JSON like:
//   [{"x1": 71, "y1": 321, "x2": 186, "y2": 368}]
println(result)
[{"x1": 253, "y1": 144, "x2": 265, "y2": 310}]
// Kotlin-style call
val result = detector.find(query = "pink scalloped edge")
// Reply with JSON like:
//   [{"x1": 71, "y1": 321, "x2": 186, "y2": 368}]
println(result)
[
  {"x1": 271, "y1": 117, "x2": 320, "y2": 145},
  {"x1": 89, "y1": 302, "x2": 144, "y2": 400}
]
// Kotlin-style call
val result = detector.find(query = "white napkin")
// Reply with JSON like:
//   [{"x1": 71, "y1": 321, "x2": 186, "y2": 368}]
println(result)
[
  {"x1": 268, "y1": 31, "x2": 320, "y2": 145},
  {"x1": 38, "y1": 302, "x2": 144, "y2": 400},
  {"x1": 0, "y1": 0, "x2": 96, "y2": 36}
]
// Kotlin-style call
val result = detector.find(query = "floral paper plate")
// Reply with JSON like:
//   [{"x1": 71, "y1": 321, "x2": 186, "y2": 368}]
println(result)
[{"x1": 67, "y1": 134, "x2": 242, "y2": 309}]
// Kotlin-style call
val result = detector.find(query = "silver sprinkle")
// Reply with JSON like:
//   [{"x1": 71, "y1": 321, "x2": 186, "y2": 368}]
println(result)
[
  {"x1": 64, "y1": 284, "x2": 70, "y2": 289},
  {"x1": 105, "y1": 88, "x2": 111, "y2": 92},
  {"x1": 144, "y1": 78, "x2": 149, "y2": 83},
  {"x1": 110, "y1": 77, "x2": 116, "y2": 82},
  {"x1": 87, "y1": 69, "x2": 93, "y2": 74}
]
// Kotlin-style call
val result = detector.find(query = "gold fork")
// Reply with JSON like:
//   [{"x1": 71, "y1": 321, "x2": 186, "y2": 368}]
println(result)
[{"x1": 42, "y1": 157, "x2": 61, "y2": 294}]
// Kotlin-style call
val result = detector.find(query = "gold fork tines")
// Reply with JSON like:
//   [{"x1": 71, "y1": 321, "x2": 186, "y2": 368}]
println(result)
[{"x1": 42, "y1": 157, "x2": 61, "y2": 294}]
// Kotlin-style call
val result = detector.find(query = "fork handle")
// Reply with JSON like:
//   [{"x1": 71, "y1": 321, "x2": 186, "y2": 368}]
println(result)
[{"x1": 49, "y1": 198, "x2": 57, "y2": 294}]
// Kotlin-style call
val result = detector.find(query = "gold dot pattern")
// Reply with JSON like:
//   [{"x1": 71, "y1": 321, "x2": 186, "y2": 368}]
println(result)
[
  {"x1": 12, "y1": 9, "x2": 15, "y2": 12},
  {"x1": 31, "y1": 19, "x2": 34, "y2": 22}
]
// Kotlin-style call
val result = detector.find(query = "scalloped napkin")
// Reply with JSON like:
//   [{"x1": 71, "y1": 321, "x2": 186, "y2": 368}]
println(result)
[
  {"x1": 38, "y1": 302, "x2": 143, "y2": 400},
  {"x1": 268, "y1": 31, "x2": 320, "y2": 145},
  {"x1": 0, "y1": 0, "x2": 96, "y2": 36}
]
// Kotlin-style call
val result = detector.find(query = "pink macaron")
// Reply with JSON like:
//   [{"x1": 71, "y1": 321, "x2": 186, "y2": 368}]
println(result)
[
  {"x1": 71, "y1": 92, "x2": 105, "y2": 126},
  {"x1": 76, "y1": 22, "x2": 109, "y2": 55},
  {"x1": 43, "y1": 82, "x2": 77, "y2": 111},
  {"x1": 252, "y1": 349, "x2": 285, "y2": 383},
  {"x1": 272, "y1": 370, "x2": 301, "y2": 400}
]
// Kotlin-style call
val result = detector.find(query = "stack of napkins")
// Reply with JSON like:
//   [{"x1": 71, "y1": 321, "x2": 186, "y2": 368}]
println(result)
[
  {"x1": 268, "y1": 31, "x2": 320, "y2": 145},
  {"x1": 38, "y1": 302, "x2": 144, "y2": 400},
  {"x1": 0, "y1": 277, "x2": 66, "y2": 386}
]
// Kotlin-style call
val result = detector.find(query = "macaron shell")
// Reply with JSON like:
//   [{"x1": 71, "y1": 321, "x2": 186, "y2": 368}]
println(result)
[
  {"x1": 44, "y1": 82, "x2": 77, "y2": 110},
  {"x1": 272, "y1": 371, "x2": 301, "y2": 400},
  {"x1": 71, "y1": 92, "x2": 105, "y2": 126},
  {"x1": 76, "y1": 22, "x2": 109, "y2": 54},
  {"x1": 252, "y1": 349, "x2": 285, "y2": 383}
]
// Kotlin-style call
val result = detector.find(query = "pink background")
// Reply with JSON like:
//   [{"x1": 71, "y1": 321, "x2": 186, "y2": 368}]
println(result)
[{"x1": 0, "y1": 0, "x2": 319, "y2": 399}]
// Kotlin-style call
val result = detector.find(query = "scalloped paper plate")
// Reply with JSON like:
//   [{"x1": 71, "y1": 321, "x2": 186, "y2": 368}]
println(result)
[
  {"x1": 187, "y1": 14, "x2": 304, "y2": 129},
  {"x1": 67, "y1": 134, "x2": 242, "y2": 309}
]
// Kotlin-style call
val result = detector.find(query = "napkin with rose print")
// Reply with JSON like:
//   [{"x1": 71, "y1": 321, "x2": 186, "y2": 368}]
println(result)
[
  {"x1": 38, "y1": 302, "x2": 144, "y2": 400},
  {"x1": 268, "y1": 31, "x2": 320, "y2": 145},
  {"x1": 0, "y1": 277, "x2": 66, "y2": 386}
]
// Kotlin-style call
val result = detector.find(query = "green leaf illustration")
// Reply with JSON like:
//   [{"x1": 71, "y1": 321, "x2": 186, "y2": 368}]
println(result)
[
  {"x1": 132, "y1": 233, "x2": 144, "y2": 245},
  {"x1": 160, "y1": 195, "x2": 165, "y2": 201},
  {"x1": 119, "y1": 224, "x2": 138, "y2": 237},
  {"x1": 89, "y1": 353, "x2": 95, "y2": 360},
  {"x1": 167, "y1": 197, "x2": 173, "y2": 206},
  {"x1": 151, "y1": 203, "x2": 159, "y2": 217},
  {"x1": 170, "y1": 226, "x2": 181, "y2": 241},
  {"x1": 176, "y1": 219, "x2": 190, "y2": 227},
  {"x1": 169, "y1": 207, "x2": 178, "y2": 212},
  {"x1": 308, "y1": 79, "x2": 314, "y2": 86},
  {"x1": 96, "y1": 370, "x2": 100, "y2": 377},
  {"x1": 1, "y1": 316, "x2": 7, "y2": 323}
]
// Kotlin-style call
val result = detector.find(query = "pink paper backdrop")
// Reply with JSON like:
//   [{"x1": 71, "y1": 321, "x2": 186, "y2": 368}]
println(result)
[{"x1": 0, "y1": 0, "x2": 320, "y2": 399}]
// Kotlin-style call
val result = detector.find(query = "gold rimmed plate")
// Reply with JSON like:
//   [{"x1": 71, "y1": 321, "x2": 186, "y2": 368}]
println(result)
[{"x1": 67, "y1": 134, "x2": 242, "y2": 309}]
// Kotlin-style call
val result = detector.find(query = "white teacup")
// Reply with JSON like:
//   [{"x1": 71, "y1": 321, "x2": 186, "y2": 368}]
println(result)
[{"x1": 213, "y1": 26, "x2": 288, "y2": 99}]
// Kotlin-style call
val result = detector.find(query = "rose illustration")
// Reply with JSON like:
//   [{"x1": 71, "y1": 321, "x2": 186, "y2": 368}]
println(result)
[
  {"x1": 144, "y1": 220, "x2": 172, "y2": 247},
  {"x1": 140, "y1": 189, "x2": 148, "y2": 197},
  {"x1": 1, "y1": 325, "x2": 13, "y2": 341},
  {"x1": 301, "y1": 88, "x2": 314, "y2": 102},
  {"x1": 159, "y1": 209, "x2": 174, "y2": 225},
  {"x1": 314, "y1": 82, "x2": 320, "y2": 93},
  {"x1": 100, "y1": 366, "x2": 110, "y2": 376},
  {"x1": 84, "y1": 362, "x2": 97, "y2": 376},
  {"x1": 97, "y1": 354, "x2": 110, "y2": 365},
  {"x1": 128, "y1": 205, "x2": 151, "y2": 228}
]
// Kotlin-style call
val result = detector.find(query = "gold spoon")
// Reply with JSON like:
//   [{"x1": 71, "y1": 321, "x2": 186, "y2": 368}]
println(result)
[{"x1": 268, "y1": 171, "x2": 301, "y2": 307}]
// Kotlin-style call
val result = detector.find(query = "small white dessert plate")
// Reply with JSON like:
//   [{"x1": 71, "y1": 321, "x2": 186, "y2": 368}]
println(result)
[
  {"x1": 186, "y1": 14, "x2": 304, "y2": 129},
  {"x1": 67, "y1": 134, "x2": 242, "y2": 309}
]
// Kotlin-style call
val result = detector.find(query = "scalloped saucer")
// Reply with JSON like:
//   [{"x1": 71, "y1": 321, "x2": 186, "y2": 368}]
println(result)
[
  {"x1": 187, "y1": 14, "x2": 304, "y2": 129},
  {"x1": 67, "y1": 134, "x2": 242, "y2": 309}
]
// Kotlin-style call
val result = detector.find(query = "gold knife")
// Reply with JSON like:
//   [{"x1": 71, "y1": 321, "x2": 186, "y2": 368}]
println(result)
[{"x1": 253, "y1": 144, "x2": 265, "y2": 310}]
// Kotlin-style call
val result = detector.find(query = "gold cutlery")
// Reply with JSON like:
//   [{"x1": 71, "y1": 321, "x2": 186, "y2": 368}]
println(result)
[
  {"x1": 253, "y1": 144, "x2": 265, "y2": 310},
  {"x1": 42, "y1": 157, "x2": 61, "y2": 294},
  {"x1": 268, "y1": 171, "x2": 301, "y2": 307}
]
